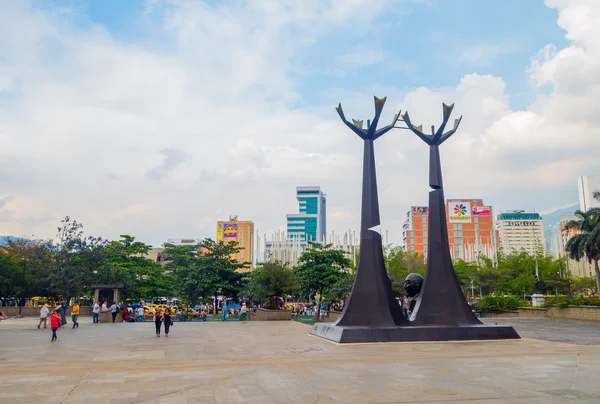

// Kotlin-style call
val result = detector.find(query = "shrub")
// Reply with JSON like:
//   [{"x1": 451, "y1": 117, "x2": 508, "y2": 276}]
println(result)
[
  {"x1": 479, "y1": 295, "x2": 524, "y2": 312},
  {"x1": 545, "y1": 297, "x2": 600, "y2": 308}
]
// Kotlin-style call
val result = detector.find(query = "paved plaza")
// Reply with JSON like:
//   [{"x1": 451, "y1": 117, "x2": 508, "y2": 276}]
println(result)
[{"x1": 2, "y1": 317, "x2": 600, "y2": 403}]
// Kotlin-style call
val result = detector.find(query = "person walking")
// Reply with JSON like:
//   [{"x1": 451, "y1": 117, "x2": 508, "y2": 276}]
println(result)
[
  {"x1": 110, "y1": 302, "x2": 118, "y2": 323},
  {"x1": 58, "y1": 300, "x2": 67, "y2": 326},
  {"x1": 240, "y1": 303, "x2": 247, "y2": 322},
  {"x1": 71, "y1": 301, "x2": 80, "y2": 328},
  {"x1": 38, "y1": 303, "x2": 49, "y2": 329},
  {"x1": 154, "y1": 309, "x2": 163, "y2": 337},
  {"x1": 50, "y1": 309, "x2": 61, "y2": 342},
  {"x1": 137, "y1": 306, "x2": 145, "y2": 322},
  {"x1": 163, "y1": 308, "x2": 172, "y2": 338},
  {"x1": 221, "y1": 301, "x2": 228, "y2": 322},
  {"x1": 92, "y1": 301, "x2": 100, "y2": 323}
]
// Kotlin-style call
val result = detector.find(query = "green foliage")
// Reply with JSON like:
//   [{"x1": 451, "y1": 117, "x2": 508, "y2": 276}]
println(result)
[
  {"x1": 165, "y1": 239, "x2": 247, "y2": 306},
  {"x1": 564, "y1": 208, "x2": 600, "y2": 295},
  {"x1": 246, "y1": 260, "x2": 299, "y2": 302},
  {"x1": 384, "y1": 245, "x2": 426, "y2": 296},
  {"x1": 479, "y1": 295, "x2": 525, "y2": 312},
  {"x1": 545, "y1": 296, "x2": 600, "y2": 308},
  {"x1": 98, "y1": 235, "x2": 173, "y2": 300},
  {"x1": 322, "y1": 272, "x2": 354, "y2": 306},
  {"x1": 465, "y1": 250, "x2": 570, "y2": 297},
  {"x1": 295, "y1": 242, "x2": 352, "y2": 299}
]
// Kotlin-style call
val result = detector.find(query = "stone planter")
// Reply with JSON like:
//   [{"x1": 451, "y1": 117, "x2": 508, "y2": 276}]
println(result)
[{"x1": 248, "y1": 308, "x2": 292, "y2": 321}]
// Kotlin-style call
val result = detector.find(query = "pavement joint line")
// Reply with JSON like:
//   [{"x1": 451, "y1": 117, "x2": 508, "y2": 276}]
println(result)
[{"x1": 1, "y1": 348, "x2": 599, "y2": 376}]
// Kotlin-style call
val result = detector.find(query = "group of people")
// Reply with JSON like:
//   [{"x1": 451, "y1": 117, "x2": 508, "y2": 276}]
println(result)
[
  {"x1": 153, "y1": 308, "x2": 173, "y2": 337},
  {"x1": 36, "y1": 300, "x2": 80, "y2": 342}
]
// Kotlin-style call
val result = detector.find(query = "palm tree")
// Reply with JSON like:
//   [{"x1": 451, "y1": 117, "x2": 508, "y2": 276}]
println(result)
[{"x1": 565, "y1": 206, "x2": 600, "y2": 296}]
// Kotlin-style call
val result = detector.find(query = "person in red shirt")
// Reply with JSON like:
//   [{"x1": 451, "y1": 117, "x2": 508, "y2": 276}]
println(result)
[{"x1": 50, "y1": 309, "x2": 61, "y2": 342}]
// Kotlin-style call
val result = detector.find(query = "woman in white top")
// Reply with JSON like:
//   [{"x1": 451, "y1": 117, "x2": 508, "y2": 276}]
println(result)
[{"x1": 38, "y1": 304, "x2": 49, "y2": 329}]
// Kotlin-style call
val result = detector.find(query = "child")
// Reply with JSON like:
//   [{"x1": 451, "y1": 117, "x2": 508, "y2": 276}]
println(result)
[{"x1": 50, "y1": 309, "x2": 61, "y2": 342}]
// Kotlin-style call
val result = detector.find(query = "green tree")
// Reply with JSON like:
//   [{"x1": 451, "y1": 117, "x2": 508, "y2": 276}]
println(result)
[
  {"x1": 322, "y1": 272, "x2": 354, "y2": 308},
  {"x1": 565, "y1": 208, "x2": 600, "y2": 296},
  {"x1": 99, "y1": 235, "x2": 172, "y2": 301},
  {"x1": 0, "y1": 253, "x2": 21, "y2": 306},
  {"x1": 295, "y1": 242, "x2": 352, "y2": 318},
  {"x1": 49, "y1": 216, "x2": 105, "y2": 301},
  {"x1": 165, "y1": 239, "x2": 247, "y2": 307},
  {"x1": 247, "y1": 260, "x2": 299, "y2": 308},
  {"x1": 384, "y1": 245, "x2": 425, "y2": 296}
]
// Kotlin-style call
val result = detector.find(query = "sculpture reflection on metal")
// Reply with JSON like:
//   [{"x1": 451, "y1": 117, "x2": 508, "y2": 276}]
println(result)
[{"x1": 332, "y1": 96, "x2": 408, "y2": 328}]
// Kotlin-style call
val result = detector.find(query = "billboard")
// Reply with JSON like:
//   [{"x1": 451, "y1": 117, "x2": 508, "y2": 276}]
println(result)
[
  {"x1": 412, "y1": 206, "x2": 428, "y2": 215},
  {"x1": 216, "y1": 223, "x2": 223, "y2": 241},
  {"x1": 473, "y1": 206, "x2": 491, "y2": 215},
  {"x1": 222, "y1": 223, "x2": 238, "y2": 238},
  {"x1": 448, "y1": 201, "x2": 472, "y2": 223}
]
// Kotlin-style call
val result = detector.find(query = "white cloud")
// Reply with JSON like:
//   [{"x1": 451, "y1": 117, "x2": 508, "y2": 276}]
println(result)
[{"x1": 0, "y1": 0, "x2": 599, "y2": 249}]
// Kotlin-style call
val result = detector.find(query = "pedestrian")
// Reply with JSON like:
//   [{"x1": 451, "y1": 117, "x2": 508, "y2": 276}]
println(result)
[
  {"x1": 240, "y1": 303, "x2": 247, "y2": 322},
  {"x1": 110, "y1": 301, "x2": 118, "y2": 323},
  {"x1": 102, "y1": 300, "x2": 108, "y2": 311},
  {"x1": 71, "y1": 301, "x2": 80, "y2": 328},
  {"x1": 50, "y1": 309, "x2": 61, "y2": 342},
  {"x1": 58, "y1": 300, "x2": 67, "y2": 326},
  {"x1": 163, "y1": 308, "x2": 172, "y2": 338},
  {"x1": 137, "y1": 306, "x2": 145, "y2": 322},
  {"x1": 154, "y1": 309, "x2": 163, "y2": 337},
  {"x1": 92, "y1": 301, "x2": 100, "y2": 323},
  {"x1": 38, "y1": 303, "x2": 49, "y2": 329},
  {"x1": 221, "y1": 301, "x2": 228, "y2": 322},
  {"x1": 0, "y1": 311, "x2": 7, "y2": 321}
]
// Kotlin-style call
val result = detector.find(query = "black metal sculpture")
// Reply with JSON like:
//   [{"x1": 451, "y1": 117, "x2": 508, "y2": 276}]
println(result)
[
  {"x1": 311, "y1": 98, "x2": 520, "y2": 343},
  {"x1": 333, "y1": 96, "x2": 407, "y2": 327},
  {"x1": 401, "y1": 104, "x2": 481, "y2": 326},
  {"x1": 403, "y1": 273, "x2": 423, "y2": 316}
]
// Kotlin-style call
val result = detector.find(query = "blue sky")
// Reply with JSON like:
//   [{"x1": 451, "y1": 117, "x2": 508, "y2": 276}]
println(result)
[
  {"x1": 1, "y1": 0, "x2": 598, "y2": 246},
  {"x1": 34, "y1": 0, "x2": 568, "y2": 111}
]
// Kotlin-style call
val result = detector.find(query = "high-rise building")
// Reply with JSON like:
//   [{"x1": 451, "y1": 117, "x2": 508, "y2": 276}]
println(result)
[
  {"x1": 286, "y1": 186, "x2": 326, "y2": 243},
  {"x1": 403, "y1": 199, "x2": 497, "y2": 263},
  {"x1": 216, "y1": 217, "x2": 254, "y2": 272},
  {"x1": 578, "y1": 175, "x2": 600, "y2": 212},
  {"x1": 551, "y1": 214, "x2": 595, "y2": 277},
  {"x1": 496, "y1": 211, "x2": 546, "y2": 255}
]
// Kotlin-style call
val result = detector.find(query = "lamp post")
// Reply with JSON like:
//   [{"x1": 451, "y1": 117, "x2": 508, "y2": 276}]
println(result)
[{"x1": 19, "y1": 258, "x2": 26, "y2": 317}]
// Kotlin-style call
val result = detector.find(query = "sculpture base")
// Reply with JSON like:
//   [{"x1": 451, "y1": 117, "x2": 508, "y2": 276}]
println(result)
[{"x1": 310, "y1": 322, "x2": 520, "y2": 343}]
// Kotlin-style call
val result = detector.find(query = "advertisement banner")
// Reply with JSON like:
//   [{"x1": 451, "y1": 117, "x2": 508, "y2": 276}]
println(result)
[
  {"x1": 473, "y1": 206, "x2": 491, "y2": 215},
  {"x1": 412, "y1": 206, "x2": 428, "y2": 215},
  {"x1": 448, "y1": 201, "x2": 472, "y2": 223},
  {"x1": 216, "y1": 223, "x2": 223, "y2": 241},
  {"x1": 222, "y1": 223, "x2": 238, "y2": 238}
]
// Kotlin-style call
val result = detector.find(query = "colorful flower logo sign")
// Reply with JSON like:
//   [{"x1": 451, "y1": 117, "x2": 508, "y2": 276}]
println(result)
[
  {"x1": 448, "y1": 201, "x2": 472, "y2": 223},
  {"x1": 454, "y1": 204, "x2": 467, "y2": 216},
  {"x1": 222, "y1": 223, "x2": 238, "y2": 238}
]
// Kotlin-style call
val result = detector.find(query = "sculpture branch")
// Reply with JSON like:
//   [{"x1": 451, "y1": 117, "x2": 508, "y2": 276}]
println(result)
[
  {"x1": 336, "y1": 103, "x2": 367, "y2": 139},
  {"x1": 373, "y1": 109, "x2": 402, "y2": 140},
  {"x1": 402, "y1": 104, "x2": 463, "y2": 146}
]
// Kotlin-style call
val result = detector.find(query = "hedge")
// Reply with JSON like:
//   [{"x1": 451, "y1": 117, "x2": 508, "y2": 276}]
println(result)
[
  {"x1": 479, "y1": 296, "x2": 525, "y2": 312},
  {"x1": 545, "y1": 297, "x2": 600, "y2": 308}
]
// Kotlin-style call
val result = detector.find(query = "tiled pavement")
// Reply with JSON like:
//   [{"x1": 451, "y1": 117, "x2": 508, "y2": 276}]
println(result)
[{"x1": 1, "y1": 317, "x2": 600, "y2": 403}]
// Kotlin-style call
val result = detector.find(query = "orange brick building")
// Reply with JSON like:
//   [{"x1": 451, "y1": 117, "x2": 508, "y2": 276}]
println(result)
[{"x1": 402, "y1": 199, "x2": 498, "y2": 263}]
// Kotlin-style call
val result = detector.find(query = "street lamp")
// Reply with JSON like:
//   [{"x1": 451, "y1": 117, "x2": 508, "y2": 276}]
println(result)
[{"x1": 19, "y1": 258, "x2": 26, "y2": 317}]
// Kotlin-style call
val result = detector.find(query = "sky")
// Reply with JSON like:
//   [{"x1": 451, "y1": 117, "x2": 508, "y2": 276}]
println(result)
[{"x1": 0, "y1": 0, "x2": 599, "y2": 247}]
